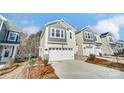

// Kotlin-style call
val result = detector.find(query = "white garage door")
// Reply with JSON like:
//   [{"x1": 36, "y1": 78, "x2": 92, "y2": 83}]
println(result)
[
  {"x1": 96, "y1": 49, "x2": 100, "y2": 56},
  {"x1": 96, "y1": 46, "x2": 102, "y2": 56},
  {"x1": 85, "y1": 47, "x2": 94, "y2": 56},
  {"x1": 49, "y1": 48, "x2": 74, "y2": 61}
]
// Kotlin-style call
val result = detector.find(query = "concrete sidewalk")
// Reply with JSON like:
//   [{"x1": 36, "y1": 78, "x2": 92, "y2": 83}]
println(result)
[{"x1": 51, "y1": 60, "x2": 124, "y2": 79}]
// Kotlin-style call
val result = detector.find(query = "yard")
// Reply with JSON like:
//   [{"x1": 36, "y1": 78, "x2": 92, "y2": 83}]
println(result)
[
  {"x1": 86, "y1": 55, "x2": 124, "y2": 72},
  {"x1": 0, "y1": 58, "x2": 58, "y2": 79}
]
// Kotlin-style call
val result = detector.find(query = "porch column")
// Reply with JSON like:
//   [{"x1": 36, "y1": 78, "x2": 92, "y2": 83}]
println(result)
[{"x1": 12, "y1": 46, "x2": 17, "y2": 58}]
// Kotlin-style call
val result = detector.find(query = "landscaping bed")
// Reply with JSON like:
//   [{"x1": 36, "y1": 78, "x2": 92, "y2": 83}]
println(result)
[
  {"x1": 23, "y1": 57, "x2": 59, "y2": 79},
  {"x1": 86, "y1": 54, "x2": 124, "y2": 72}
]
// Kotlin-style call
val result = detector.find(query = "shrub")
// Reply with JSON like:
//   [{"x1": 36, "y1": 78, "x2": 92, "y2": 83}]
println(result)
[
  {"x1": 44, "y1": 60, "x2": 49, "y2": 66},
  {"x1": 114, "y1": 52, "x2": 118, "y2": 56},
  {"x1": 88, "y1": 54, "x2": 96, "y2": 60},
  {"x1": 29, "y1": 60, "x2": 35, "y2": 65},
  {"x1": 99, "y1": 53, "x2": 102, "y2": 56},
  {"x1": 38, "y1": 56, "x2": 42, "y2": 61}
]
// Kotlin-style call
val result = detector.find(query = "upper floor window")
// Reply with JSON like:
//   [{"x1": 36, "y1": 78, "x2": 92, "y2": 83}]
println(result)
[
  {"x1": 108, "y1": 36, "x2": 114, "y2": 43},
  {"x1": 7, "y1": 32, "x2": 17, "y2": 41},
  {"x1": 94, "y1": 36, "x2": 97, "y2": 41},
  {"x1": 70, "y1": 32, "x2": 72, "y2": 39},
  {"x1": 84, "y1": 32, "x2": 93, "y2": 40},
  {"x1": 56, "y1": 29, "x2": 60, "y2": 37},
  {"x1": 61, "y1": 30, "x2": 64, "y2": 38},
  {"x1": 52, "y1": 29, "x2": 55, "y2": 37},
  {"x1": 50, "y1": 27, "x2": 65, "y2": 39}
]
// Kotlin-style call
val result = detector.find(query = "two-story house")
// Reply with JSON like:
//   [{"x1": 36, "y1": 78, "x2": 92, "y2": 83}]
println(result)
[
  {"x1": 117, "y1": 40, "x2": 124, "y2": 53},
  {"x1": 100, "y1": 32, "x2": 117, "y2": 55},
  {"x1": 76, "y1": 26, "x2": 102, "y2": 56},
  {"x1": 0, "y1": 15, "x2": 21, "y2": 63},
  {"x1": 39, "y1": 19, "x2": 77, "y2": 61}
]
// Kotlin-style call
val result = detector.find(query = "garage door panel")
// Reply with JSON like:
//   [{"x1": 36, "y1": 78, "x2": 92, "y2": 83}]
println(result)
[
  {"x1": 85, "y1": 47, "x2": 94, "y2": 56},
  {"x1": 49, "y1": 48, "x2": 74, "y2": 61}
]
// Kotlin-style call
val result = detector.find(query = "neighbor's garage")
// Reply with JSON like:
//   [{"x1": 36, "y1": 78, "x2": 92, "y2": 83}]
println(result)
[
  {"x1": 95, "y1": 46, "x2": 102, "y2": 56},
  {"x1": 49, "y1": 48, "x2": 74, "y2": 61},
  {"x1": 84, "y1": 47, "x2": 94, "y2": 56}
]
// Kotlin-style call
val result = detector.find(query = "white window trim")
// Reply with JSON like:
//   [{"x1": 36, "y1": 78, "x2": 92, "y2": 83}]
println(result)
[
  {"x1": 7, "y1": 32, "x2": 17, "y2": 42},
  {"x1": 50, "y1": 27, "x2": 65, "y2": 39},
  {"x1": 84, "y1": 31, "x2": 94, "y2": 40},
  {"x1": 108, "y1": 36, "x2": 114, "y2": 43}
]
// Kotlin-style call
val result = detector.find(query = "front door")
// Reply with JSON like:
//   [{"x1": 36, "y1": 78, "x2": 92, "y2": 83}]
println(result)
[{"x1": 1, "y1": 47, "x2": 12, "y2": 62}]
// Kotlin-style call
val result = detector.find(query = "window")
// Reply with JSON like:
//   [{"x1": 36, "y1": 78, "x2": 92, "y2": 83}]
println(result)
[
  {"x1": 84, "y1": 32, "x2": 93, "y2": 40},
  {"x1": 109, "y1": 37, "x2": 114, "y2": 43},
  {"x1": 61, "y1": 30, "x2": 64, "y2": 38},
  {"x1": 88, "y1": 33, "x2": 90, "y2": 39},
  {"x1": 70, "y1": 32, "x2": 72, "y2": 39},
  {"x1": 50, "y1": 27, "x2": 65, "y2": 39},
  {"x1": 52, "y1": 29, "x2": 55, "y2": 37},
  {"x1": 4, "y1": 50, "x2": 9, "y2": 57},
  {"x1": 7, "y1": 32, "x2": 17, "y2": 41},
  {"x1": 56, "y1": 29, "x2": 60, "y2": 37},
  {"x1": 94, "y1": 36, "x2": 97, "y2": 41}
]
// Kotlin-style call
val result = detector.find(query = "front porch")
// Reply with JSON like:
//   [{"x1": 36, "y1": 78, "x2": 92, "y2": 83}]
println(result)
[{"x1": 0, "y1": 44, "x2": 18, "y2": 63}]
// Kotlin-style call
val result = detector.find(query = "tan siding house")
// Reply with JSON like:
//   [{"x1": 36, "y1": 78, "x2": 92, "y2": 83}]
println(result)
[
  {"x1": 39, "y1": 19, "x2": 77, "y2": 61},
  {"x1": 76, "y1": 26, "x2": 103, "y2": 56},
  {"x1": 100, "y1": 32, "x2": 117, "y2": 55}
]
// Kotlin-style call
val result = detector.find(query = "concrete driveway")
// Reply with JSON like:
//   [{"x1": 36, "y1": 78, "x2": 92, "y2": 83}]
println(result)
[{"x1": 51, "y1": 60, "x2": 124, "y2": 79}]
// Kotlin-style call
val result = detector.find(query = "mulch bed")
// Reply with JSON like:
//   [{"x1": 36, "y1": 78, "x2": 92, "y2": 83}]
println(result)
[
  {"x1": 86, "y1": 58, "x2": 124, "y2": 72},
  {"x1": 23, "y1": 59, "x2": 59, "y2": 79},
  {"x1": 23, "y1": 64, "x2": 59, "y2": 79}
]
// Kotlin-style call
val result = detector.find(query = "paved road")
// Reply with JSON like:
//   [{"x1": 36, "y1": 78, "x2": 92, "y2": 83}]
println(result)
[{"x1": 51, "y1": 60, "x2": 124, "y2": 79}]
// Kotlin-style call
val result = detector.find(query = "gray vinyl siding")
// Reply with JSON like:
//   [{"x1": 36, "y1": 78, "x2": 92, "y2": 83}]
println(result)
[
  {"x1": 82, "y1": 28, "x2": 95, "y2": 43},
  {"x1": 48, "y1": 23, "x2": 67, "y2": 43}
]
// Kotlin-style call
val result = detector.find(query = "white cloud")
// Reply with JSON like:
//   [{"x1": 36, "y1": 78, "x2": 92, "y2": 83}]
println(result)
[
  {"x1": 18, "y1": 20, "x2": 35, "y2": 25},
  {"x1": 23, "y1": 26, "x2": 40, "y2": 35},
  {"x1": 94, "y1": 15, "x2": 124, "y2": 40}
]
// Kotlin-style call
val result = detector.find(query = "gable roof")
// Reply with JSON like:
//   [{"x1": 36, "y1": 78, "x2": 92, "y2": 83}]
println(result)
[
  {"x1": 100, "y1": 32, "x2": 113, "y2": 38},
  {"x1": 0, "y1": 15, "x2": 21, "y2": 32},
  {"x1": 76, "y1": 25, "x2": 100, "y2": 35},
  {"x1": 0, "y1": 15, "x2": 7, "y2": 21},
  {"x1": 40, "y1": 19, "x2": 76, "y2": 38},
  {"x1": 118, "y1": 40, "x2": 124, "y2": 44},
  {"x1": 44, "y1": 19, "x2": 76, "y2": 31}
]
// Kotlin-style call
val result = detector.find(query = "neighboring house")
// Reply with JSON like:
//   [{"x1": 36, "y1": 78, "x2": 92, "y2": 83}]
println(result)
[
  {"x1": 39, "y1": 19, "x2": 77, "y2": 61},
  {"x1": 100, "y1": 32, "x2": 117, "y2": 56},
  {"x1": 76, "y1": 26, "x2": 102, "y2": 56},
  {"x1": 117, "y1": 40, "x2": 124, "y2": 52},
  {"x1": 0, "y1": 15, "x2": 21, "y2": 63}
]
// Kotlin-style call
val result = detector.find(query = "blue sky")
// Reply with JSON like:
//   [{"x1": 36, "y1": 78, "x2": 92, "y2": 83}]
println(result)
[{"x1": 0, "y1": 13, "x2": 124, "y2": 40}]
